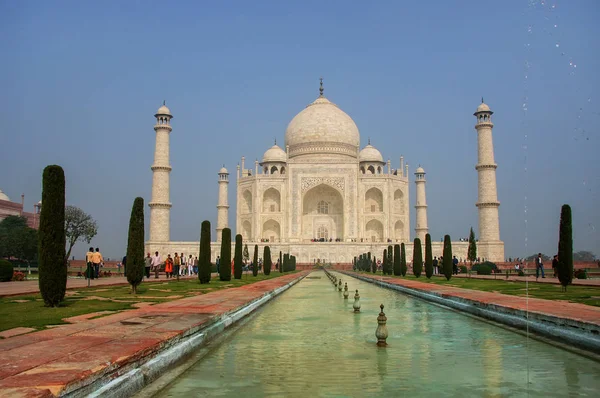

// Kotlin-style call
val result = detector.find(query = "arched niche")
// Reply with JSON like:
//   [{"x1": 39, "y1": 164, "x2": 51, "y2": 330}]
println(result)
[
  {"x1": 242, "y1": 190, "x2": 252, "y2": 214},
  {"x1": 302, "y1": 183, "x2": 343, "y2": 241},
  {"x1": 365, "y1": 187, "x2": 383, "y2": 213},
  {"x1": 263, "y1": 188, "x2": 281, "y2": 212},
  {"x1": 242, "y1": 220, "x2": 252, "y2": 241},
  {"x1": 394, "y1": 189, "x2": 404, "y2": 213},
  {"x1": 394, "y1": 220, "x2": 404, "y2": 242},
  {"x1": 365, "y1": 219, "x2": 383, "y2": 242},
  {"x1": 262, "y1": 219, "x2": 280, "y2": 242}
]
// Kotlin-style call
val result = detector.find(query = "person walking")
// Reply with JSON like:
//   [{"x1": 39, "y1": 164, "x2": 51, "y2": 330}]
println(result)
[
  {"x1": 151, "y1": 251, "x2": 161, "y2": 279},
  {"x1": 92, "y1": 248, "x2": 103, "y2": 279},
  {"x1": 452, "y1": 256, "x2": 459, "y2": 275},
  {"x1": 144, "y1": 252, "x2": 152, "y2": 279},
  {"x1": 216, "y1": 256, "x2": 221, "y2": 275},
  {"x1": 188, "y1": 254, "x2": 193, "y2": 276},
  {"x1": 552, "y1": 254, "x2": 558, "y2": 278},
  {"x1": 174, "y1": 253, "x2": 181, "y2": 281},
  {"x1": 165, "y1": 254, "x2": 173, "y2": 278},
  {"x1": 433, "y1": 256, "x2": 439, "y2": 275},
  {"x1": 86, "y1": 247, "x2": 95, "y2": 280},
  {"x1": 180, "y1": 253, "x2": 186, "y2": 277},
  {"x1": 535, "y1": 253, "x2": 545, "y2": 278}
]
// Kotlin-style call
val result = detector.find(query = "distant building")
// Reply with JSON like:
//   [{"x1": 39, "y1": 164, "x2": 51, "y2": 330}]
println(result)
[{"x1": 0, "y1": 190, "x2": 41, "y2": 229}]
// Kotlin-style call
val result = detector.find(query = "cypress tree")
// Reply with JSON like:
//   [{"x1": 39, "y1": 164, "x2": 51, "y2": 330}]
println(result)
[
  {"x1": 467, "y1": 227, "x2": 477, "y2": 265},
  {"x1": 234, "y1": 234, "x2": 243, "y2": 279},
  {"x1": 383, "y1": 249, "x2": 387, "y2": 275},
  {"x1": 425, "y1": 233, "x2": 433, "y2": 279},
  {"x1": 264, "y1": 246, "x2": 271, "y2": 275},
  {"x1": 442, "y1": 234, "x2": 453, "y2": 280},
  {"x1": 557, "y1": 204, "x2": 573, "y2": 291},
  {"x1": 38, "y1": 165, "x2": 67, "y2": 307},
  {"x1": 252, "y1": 244, "x2": 259, "y2": 276},
  {"x1": 279, "y1": 251, "x2": 283, "y2": 273},
  {"x1": 393, "y1": 244, "x2": 401, "y2": 276},
  {"x1": 292, "y1": 255, "x2": 296, "y2": 271},
  {"x1": 126, "y1": 197, "x2": 145, "y2": 293},
  {"x1": 199, "y1": 220, "x2": 211, "y2": 283},
  {"x1": 283, "y1": 253, "x2": 289, "y2": 272},
  {"x1": 387, "y1": 245, "x2": 393, "y2": 275},
  {"x1": 220, "y1": 228, "x2": 232, "y2": 281},
  {"x1": 353, "y1": 256, "x2": 357, "y2": 271},
  {"x1": 372, "y1": 256, "x2": 377, "y2": 273},
  {"x1": 413, "y1": 238, "x2": 423, "y2": 278},
  {"x1": 400, "y1": 243, "x2": 407, "y2": 276}
]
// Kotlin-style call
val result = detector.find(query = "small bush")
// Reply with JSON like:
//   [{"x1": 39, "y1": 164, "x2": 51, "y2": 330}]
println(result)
[
  {"x1": 12, "y1": 271, "x2": 26, "y2": 281},
  {"x1": 472, "y1": 262, "x2": 497, "y2": 275},
  {"x1": 459, "y1": 265, "x2": 468, "y2": 273},
  {"x1": 475, "y1": 265, "x2": 492, "y2": 275},
  {"x1": 0, "y1": 260, "x2": 14, "y2": 282},
  {"x1": 574, "y1": 269, "x2": 588, "y2": 280},
  {"x1": 518, "y1": 270, "x2": 525, "y2": 277}
]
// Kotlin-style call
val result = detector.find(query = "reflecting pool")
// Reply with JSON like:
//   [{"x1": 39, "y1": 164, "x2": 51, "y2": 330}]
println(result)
[{"x1": 155, "y1": 271, "x2": 600, "y2": 397}]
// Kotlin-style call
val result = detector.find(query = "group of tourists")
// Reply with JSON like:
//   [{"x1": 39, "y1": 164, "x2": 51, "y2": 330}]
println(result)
[
  {"x1": 146, "y1": 252, "x2": 199, "y2": 279},
  {"x1": 85, "y1": 247, "x2": 104, "y2": 279}
]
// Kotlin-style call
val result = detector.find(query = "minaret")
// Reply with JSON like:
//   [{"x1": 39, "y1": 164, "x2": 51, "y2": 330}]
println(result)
[
  {"x1": 149, "y1": 102, "x2": 173, "y2": 242},
  {"x1": 474, "y1": 99, "x2": 504, "y2": 261},
  {"x1": 216, "y1": 166, "x2": 229, "y2": 242},
  {"x1": 414, "y1": 166, "x2": 428, "y2": 242}
]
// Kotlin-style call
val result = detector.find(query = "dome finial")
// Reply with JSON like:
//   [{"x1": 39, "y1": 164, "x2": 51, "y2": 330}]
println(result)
[
  {"x1": 163, "y1": 100, "x2": 166, "y2": 106},
  {"x1": 481, "y1": 97, "x2": 484, "y2": 104},
  {"x1": 319, "y1": 77, "x2": 324, "y2": 97},
  {"x1": 274, "y1": 137, "x2": 277, "y2": 145},
  {"x1": 368, "y1": 137, "x2": 371, "y2": 145}
]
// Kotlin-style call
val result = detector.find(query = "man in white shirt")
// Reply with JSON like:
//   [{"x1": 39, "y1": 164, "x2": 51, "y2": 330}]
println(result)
[{"x1": 151, "y1": 251, "x2": 161, "y2": 279}]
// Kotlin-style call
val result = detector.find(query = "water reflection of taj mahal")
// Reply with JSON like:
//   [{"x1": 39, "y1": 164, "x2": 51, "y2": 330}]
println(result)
[{"x1": 145, "y1": 81, "x2": 504, "y2": 263}]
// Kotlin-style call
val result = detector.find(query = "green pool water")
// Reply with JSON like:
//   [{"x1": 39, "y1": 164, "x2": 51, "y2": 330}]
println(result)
[{"x1": 154, "y1": 271, "x2": 600, "y2": 397}]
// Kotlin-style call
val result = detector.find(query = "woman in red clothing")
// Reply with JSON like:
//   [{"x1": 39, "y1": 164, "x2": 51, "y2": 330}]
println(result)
[{"x1": 165, "y1": 254, "x2": 174, "y2": 278}]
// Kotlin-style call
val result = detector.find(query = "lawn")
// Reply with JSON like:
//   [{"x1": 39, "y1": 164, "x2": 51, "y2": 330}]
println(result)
[
  {"x1": 357, "y1": 272, "x2": 600, "y2": 307},
  {"x1": 0, "y1": 272, "x2": 294, "y2": 333}
]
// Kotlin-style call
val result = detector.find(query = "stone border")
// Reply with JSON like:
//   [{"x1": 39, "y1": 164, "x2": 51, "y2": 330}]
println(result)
[
  {"x1": 64, "y1": 273, "x2": 307, "y2": 398},
  {"x1": 337, "y1": 271, "x2": 600, "y2": 355}
]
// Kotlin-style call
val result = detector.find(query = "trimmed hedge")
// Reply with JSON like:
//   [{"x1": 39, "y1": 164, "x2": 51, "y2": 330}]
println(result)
[
  {"x1": 199, "y1": 220, "x2": 212, "y2": 283},
  {"x1": 220, "y1": 228, "x2": 232, "y2": 281},
  {"x1": 0, "y1": 259, "x2": 13, "y2": 282},
  {"x1": 126, "y1": 197, "x2": 145, "y2": 293}
]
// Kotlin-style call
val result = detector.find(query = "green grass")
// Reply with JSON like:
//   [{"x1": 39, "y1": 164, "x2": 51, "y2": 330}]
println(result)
[
  {"x1": 358, "y1": 272, "x2": 600, "y2": 307},
  {"x1": 0, "y1": 272, "x2": 295, "y2": 333}
]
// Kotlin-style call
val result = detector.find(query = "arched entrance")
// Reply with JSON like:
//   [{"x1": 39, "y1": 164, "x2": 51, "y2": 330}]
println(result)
[{"x1": 302, "y1": 184, "x2": 344, "y2": 241}]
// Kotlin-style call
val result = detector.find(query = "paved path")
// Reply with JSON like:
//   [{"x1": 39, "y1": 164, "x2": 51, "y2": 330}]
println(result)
[
  {"x1": 344, "y1": 272, "x2": 600, "y2": 326},
  {"x1": 0, "y1": 271, "x2": 308, "y2": 398},
  {"x1": 0, "y1": 274, "x2": 220, "y2": 297},
  {"x1": 436, "y1": 273, "x2": 600, "y2": 286}
]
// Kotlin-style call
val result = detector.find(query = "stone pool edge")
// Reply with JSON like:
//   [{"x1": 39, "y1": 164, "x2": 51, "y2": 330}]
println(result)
[
  {"x1": 69, "y1": 272, "x2": 308, "y2": 398},
  {"x1": 336, "y1": 270, "x2": 600, "y2": 355}
]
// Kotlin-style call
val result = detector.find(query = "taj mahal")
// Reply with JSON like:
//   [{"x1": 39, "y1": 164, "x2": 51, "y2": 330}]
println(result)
[{"x1": 145, "y1": 80, "x2": 504, "y2": 263}]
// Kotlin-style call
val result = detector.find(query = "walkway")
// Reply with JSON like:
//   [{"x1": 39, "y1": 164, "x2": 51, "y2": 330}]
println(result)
[
  {"x1": 0, "y1": 271, "x2": 308, "y2": 398},
  {"x1": 441, "y1": 273, "x2": 600, "y2": 286},
  {"x1": 0, "y1": 274, "x2": 218, "y2": 298},
  {"x1": 345, "y1": 272, "x2": 600, "y2": 326}
]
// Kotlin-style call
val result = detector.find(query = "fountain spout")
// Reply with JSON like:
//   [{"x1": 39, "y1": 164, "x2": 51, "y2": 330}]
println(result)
[
  {"x1": 353, "y1": 290, "x2": 361, "y2": 312},
  {"x1": 343, "y1": 283, "x2": 349, "y2": 299},
  {"x1": 376, "y1": 304, "x2": 388, "y2": 347}
]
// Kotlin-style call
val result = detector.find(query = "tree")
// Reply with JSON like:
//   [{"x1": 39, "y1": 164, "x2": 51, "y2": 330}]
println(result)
[
  {"x1": 442, "y1": 235, "x2": 453, "y2": 280},
  {"x1": 220, "y1": 228, "x2": 232, "y2": 281},
  {"x1": 413, "y1": 238, "x2": 423, "y2": 278},
  {"x1": 263, "y1": 246, "x2": 271, "y2": 275},
  {"x1": 400, "y1": 243, "x2": 407, "y2": 276},
  {"x1": 38, "y1": 165, "x2": 67, "y2": 307},
  {"x1": 126, "y1": 197, "x2": 145, "y2": 294},
  {"x1": 252, "y1": 244, "x2": 259, "y2": 276},
  {"x1": 557, "y1": 204, "x2": 573, "y2": 291},
  {"x1": 0, "y1": 216, "x2": 38, "y2": 262},
  {"x1": 382, "y1": 249, "x2": 387, "y2": 275},
  {"x1": 425, "y1": 234, "x2": 433, "y2": 279},
  {"x1": 279, "y1": 251, "x2": 283, "y2": 273},
  {"x1": 199, "y1": 221, "x2": 212, "y2": 283},
  {"x1": 372, "y1": 256, "x2": 377, "y2": 273},
  {"x1": 243, "y1": 244, "x2": 250, "y2": 264},
  {"x1": 64, "y1": 205, "x2": 98, "y2": 261},
  {"x1": 467, "y1": 227, "x2": 477, "y2": 265},
  {"x1": 573, "y1": 251, "x2": 596, "y2": 262},
  {"x1": 234, "y1": 234, "x2": 243, "y2": 279},
  {"x1": 393, "y1": 244, "x2": 401, "y2": 276}
]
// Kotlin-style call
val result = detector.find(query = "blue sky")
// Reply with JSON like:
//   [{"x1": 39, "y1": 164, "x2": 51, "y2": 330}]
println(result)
[{"x1": 1, "y1": 0, "x2": 598, "y2": 260}]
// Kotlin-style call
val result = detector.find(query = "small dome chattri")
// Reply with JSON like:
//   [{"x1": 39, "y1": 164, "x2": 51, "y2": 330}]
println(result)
[
  {"x1": 219, "y1": 166, "x2": 229, "y2": 174},
  {"x1": 262, "y1": 144, "x2": 287, "y2": 163},
  {"x1": 476, "y1": 102, "x2": 490, "y2": 113},
  {"x1": 415, "y1": 166, "x2": 425, "y2": 174},
  {"x1": 358, "y1": 144, "x2": 384, "y2": 163},
  {"x1": 0, "y1": 189, "x2": 9, "y2": 201},
  {"x1": 155, "y1": 103, "x2": 172, "y2": 116}
]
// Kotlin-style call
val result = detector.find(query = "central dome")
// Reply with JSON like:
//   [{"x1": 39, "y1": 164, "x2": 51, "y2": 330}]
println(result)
[{"x1": 285, "y1": 95, "x2": 360, "y2": 158}]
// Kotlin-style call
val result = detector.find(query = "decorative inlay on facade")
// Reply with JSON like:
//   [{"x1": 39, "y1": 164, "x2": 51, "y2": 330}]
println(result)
[
  {"x1": 289, "y1": 142, "x2": 358, "y2": 158},
  {"x1": 301, "y1": 177, "x2": 345, "y2": 194}
]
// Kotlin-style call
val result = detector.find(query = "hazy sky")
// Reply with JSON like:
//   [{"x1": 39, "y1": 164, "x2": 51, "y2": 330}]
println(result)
[{"x1": 1, "y1": 1, "x2": 598, "y2": 260}]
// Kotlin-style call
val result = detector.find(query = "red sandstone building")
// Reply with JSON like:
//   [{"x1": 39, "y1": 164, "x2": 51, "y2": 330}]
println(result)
[{"x1": 0, "y1": 190, "x2": 41, "y2": 229}]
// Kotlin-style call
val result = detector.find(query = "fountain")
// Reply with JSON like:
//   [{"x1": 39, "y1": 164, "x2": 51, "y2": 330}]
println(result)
[
  {"x1": 375, "y1": 304, "x2": 388, "y2": 347},
  {"x1": 343, "y1": 283, "x2": 349, "y2": 299},
  {"x1": 353, "y1": 289, "x2": 361, "y2": 312}
]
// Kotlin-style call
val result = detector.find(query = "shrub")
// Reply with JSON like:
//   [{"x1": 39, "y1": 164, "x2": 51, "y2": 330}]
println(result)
[
  {"x1": 472, "y1": 262, "x2": 497, "y2": 275},
  {"x1": 475, "y1": 265, "x2": 492, "y2": 275},
  {"x1": 38, "y1": 165, "x2": 67, "y2": 307},
  {"x1": 459, "y1": 265, "x2": 468, "y2": 273},
  {"x1": 263, "y1": 246, "x2": 271, "y2": 275},
  {"x1": 424, "y1": 234, "x2": 433, "y2": 279},
  {"x1": 12, "y1": 271, "x2": 26, "y2": 281},
  {"x1": 400, "y1": 243, "x2": 407, "y2": 276},
  {"x1": 199, "y1": 221, "x2": 212, "y2": 283},
  {"x1": 412, "y1": 238, "x2": 423, "y2": 278},
  {"x1": 557, "y1": 204, "x2": 573, "y2": 290},
  {"x1": 126, "y1": 197, "x2": 145, "y2": 294},
  {"x1": 518, "y1": 270, "x2": 525, "y2": 277},
  {"x1": 252, "y1": 244, "x2": 259, "y2": 276},
  {"x1": 220, "y1": 228, "x2": 232, "y2": 281},
  {"x1": 574, "y1": 269, "x2": 587, "y2": 280},
  {"x1": 442, "y1": 235, "x2": 453, "y2": 280},
  {"x1": 0, "y1": 259, "x2": 13, "y2": 282},
  {"x1": 234, "y1": 234, "x2": 243, "y2": 279},
  {"x1": 393, "y1": 245, "x2": 401, "y2": 276}
]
